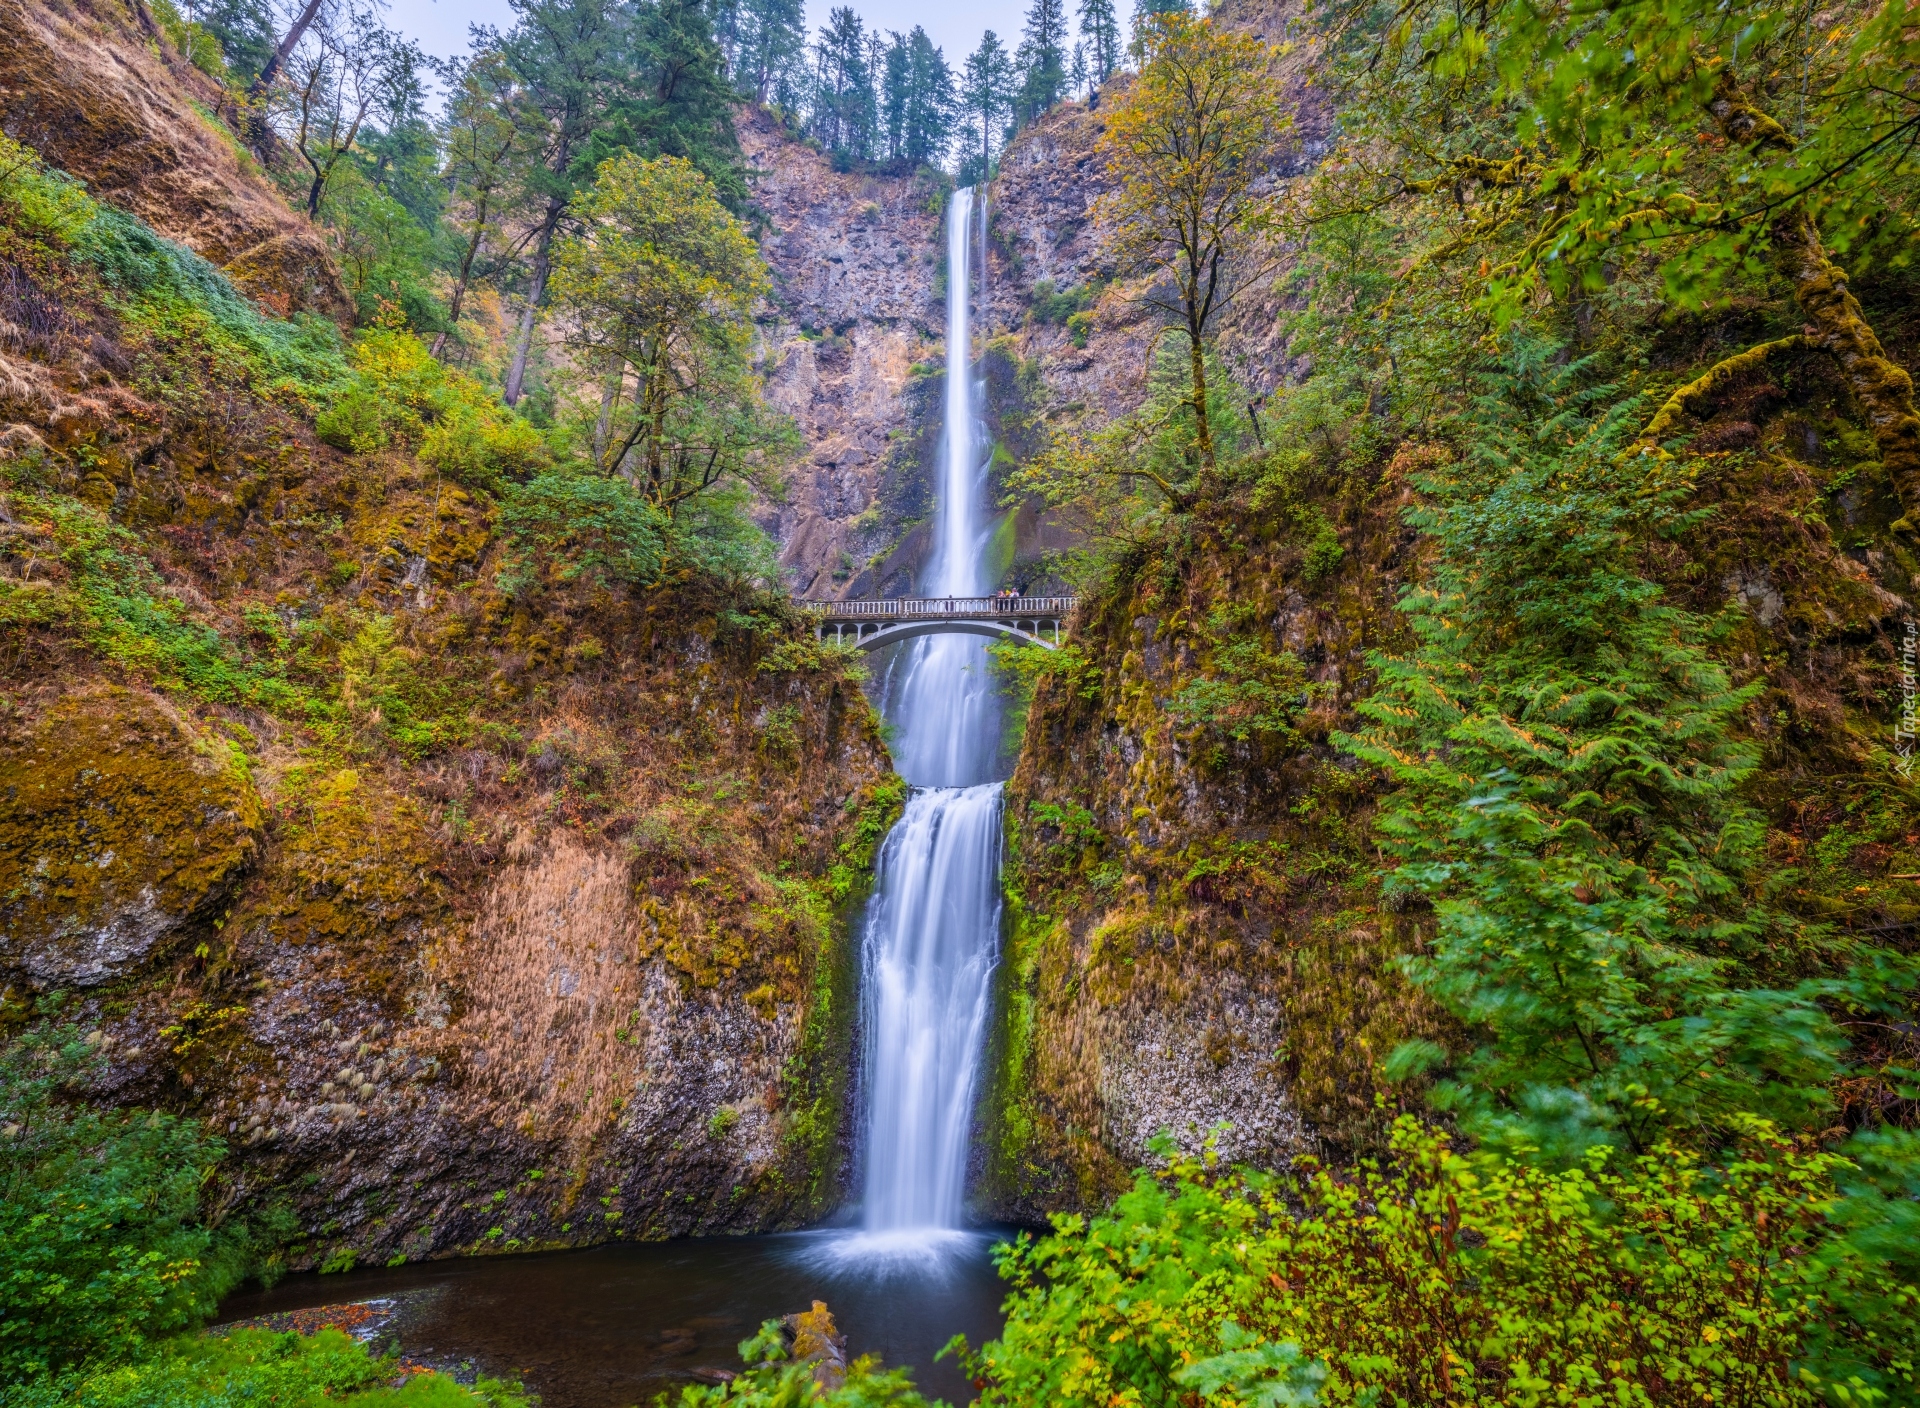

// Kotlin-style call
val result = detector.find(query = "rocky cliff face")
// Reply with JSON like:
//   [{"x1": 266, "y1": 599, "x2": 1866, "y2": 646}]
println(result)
[
  {"x1": 749, "y1": 0, "x2": 1325, "y2": 604},
  {"x1": 974, "y1": 470, "x2": 1452, "y2": 1221},
  {"x1": 741, "y1": 108, "x2": 946, "y2": 600}
]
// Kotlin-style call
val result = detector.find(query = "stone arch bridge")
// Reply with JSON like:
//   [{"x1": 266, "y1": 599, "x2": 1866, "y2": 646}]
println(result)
[{"x1": 814, "y1": 596, "x2": 1076, "y2": 652}]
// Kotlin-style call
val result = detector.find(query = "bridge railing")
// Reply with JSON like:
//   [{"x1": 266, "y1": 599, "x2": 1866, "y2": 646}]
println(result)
[{"x1": 815, "y1": 595, "x2": 1077, "y2": 619}]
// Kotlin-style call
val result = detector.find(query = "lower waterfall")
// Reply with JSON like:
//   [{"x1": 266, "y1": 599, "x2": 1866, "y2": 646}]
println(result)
[{"x1": 856, "y1": 784, "x2": 1004, "y2": 1236}]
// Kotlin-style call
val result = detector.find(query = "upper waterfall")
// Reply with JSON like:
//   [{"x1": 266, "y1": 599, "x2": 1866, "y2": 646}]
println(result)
[{"x1": 932, "y1": 185, "x2": 983, "y2": 598}]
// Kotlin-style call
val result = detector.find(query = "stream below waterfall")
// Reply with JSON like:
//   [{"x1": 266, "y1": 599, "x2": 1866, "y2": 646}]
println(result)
[{"x1": 218, "y1": 188, "x2": 1017, "y2": 1407}]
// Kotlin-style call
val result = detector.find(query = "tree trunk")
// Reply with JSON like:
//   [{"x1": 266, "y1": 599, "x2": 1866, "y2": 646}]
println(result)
[
  {"x1": 1188, "y1": 324, "x2": 1214, "y2": 472},
  {"x1": 1774, "y1": 211, "x2": 1920, "y2": 520},
  {"x1": 503, "y1": 218, "x2": 557, "y2": 407},
  {"x1": 593, "y1": 363, "x2": 620, "y2": 470},
  {"x1": 431, "y1": 221, "x2": 488, "y2": 360},
  {"x1": 250, "y1": 0, "x2": 324, "y2": 96},
  {"x1": 1706, "y1": 72, "x2": 1920, "y2": 521}
]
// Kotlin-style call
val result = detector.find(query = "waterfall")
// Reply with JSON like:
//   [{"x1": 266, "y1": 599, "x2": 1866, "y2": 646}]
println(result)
[{"x1": 843, "y1": 187, "x2": 1005, "y2": 1252}]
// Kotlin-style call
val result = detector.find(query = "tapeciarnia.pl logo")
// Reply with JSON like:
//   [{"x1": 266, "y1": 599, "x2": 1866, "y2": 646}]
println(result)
[{"x1": 1898, "y1": 619, "x2": 1918, "y2": 778}]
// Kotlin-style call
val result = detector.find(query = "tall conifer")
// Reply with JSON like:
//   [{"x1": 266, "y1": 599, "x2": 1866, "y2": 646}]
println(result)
[
  {"x1": 1016, "y1": 0, "x2": 1068, "y2": 125},
  {"x1": 1078, "y1": 0, "x2": 1120, "y2": 90},
  {"x1": 962, "y1": 30, "x2": 1015, "y2": 176}
]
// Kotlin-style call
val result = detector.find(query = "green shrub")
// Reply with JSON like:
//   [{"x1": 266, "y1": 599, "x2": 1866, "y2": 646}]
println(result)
[
  {"x1": 147, "y1": 0, "x2": 230, "y2": 80},
  {"x1": 419, "y1": 409, "x2": 545, "y2": 493},
  {"x1": 1029, "y1": 278, "x2": 1096, "y2": 327},
  {"x1": 0, "y1": 134, "x2": 99, "y2": 245},
  {"x1": 13, "y1": 1327, "x2": 526, "y2": 1408},
  {"x1": 960, "y1": 1117, "x2": 1918, "y2": 1408},
  {"x1": 664, "y1": 1320, "x2": 931, "y2": 1407},
  {"x1": 316, "y1": 383, "x2": 412, "y2": 454},
  {"x1": 76, "y1": 207, "x2": 347, "y2": 399},
  {"x1": 319, "y1": 330, "x2": 545, "y2": 491},
  {"x1": 497, "y1": 471, "x2": 664, "y2": 596},
  {"x1": 0, "y1": 1026, "x2": 224, "y2": 1382},
  {"x1": 1065, "y1": 310, "x2": 1094, "y2": 349}
]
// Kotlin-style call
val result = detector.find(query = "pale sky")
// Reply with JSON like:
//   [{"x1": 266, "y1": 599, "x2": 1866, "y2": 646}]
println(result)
[{"x1": 380, "y1": 0, "x2": 1031, "y2": 76}]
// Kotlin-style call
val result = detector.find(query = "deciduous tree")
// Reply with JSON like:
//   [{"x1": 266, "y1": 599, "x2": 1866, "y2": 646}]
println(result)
[
  {"x1": 1097, "y1": 11, "x2": 1287, "y2": 475},
  {"x1": 550, "y1": 153, "x2": 795, "y2": 513},
  {"x1": 1331, "y1": 0, "x2": 1920, "y2": 523}
]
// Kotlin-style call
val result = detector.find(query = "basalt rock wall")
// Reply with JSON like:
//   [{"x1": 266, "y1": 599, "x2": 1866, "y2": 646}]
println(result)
[{"x1": 0, "y1": 171, "x2": 899, "y2": 1266}]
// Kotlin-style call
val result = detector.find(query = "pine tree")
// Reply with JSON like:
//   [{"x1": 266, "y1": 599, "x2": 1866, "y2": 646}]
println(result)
[
  {"x1": 880, "y1": 32, "x2": 910, "y2": 161},
  {"x1": 488, "y1": 0, "x2": 637, "y2": 404},
  {"x1": 731, "y1": 0, "x2": 806, "y2": 107},
  {"x1": 1015, "y1": 0, "x2": 1068, "y2": 125},
  {"x1": 962, "y1": 30, "x2": 1015, "y2": 177},
  {"x1": 1131, "y1": 0, "x2": 1191, "y2": 39},
  {"x1": 1068, "y1": 41, "x2": 1087, "y2": 99},
  {"x1": 1078, "y1": 0, "x2": 1120, "y2": 91},
  {"x1": 899, "y1": 27, "x2": 953, "y2": 169},
  {"x1": 810, "y1": 7, "x2": 876, "y2": 162},
  {"x1": 597, "y1": 0, "x2": 746, "y2": 208}
]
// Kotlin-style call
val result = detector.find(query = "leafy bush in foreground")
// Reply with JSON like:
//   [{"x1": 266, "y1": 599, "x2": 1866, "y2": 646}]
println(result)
[
  {"x1": 662, "y1": 1319, "x2": 935, "y2": 1407},
  {"x1": 0, "y1": 1025, "x2": 226, "y2": 1383},
  {"x1": 956, "y1": 1118, "x2": 1919, "y2": 1408},
  {"x1": 9, "y1": 1327, "x2": 525, "y2": 1408}
]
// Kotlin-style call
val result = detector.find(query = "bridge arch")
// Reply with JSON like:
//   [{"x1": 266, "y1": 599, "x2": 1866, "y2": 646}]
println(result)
[{"x1": 827, "y1": 618, "x2": 1061, "y2": 653}]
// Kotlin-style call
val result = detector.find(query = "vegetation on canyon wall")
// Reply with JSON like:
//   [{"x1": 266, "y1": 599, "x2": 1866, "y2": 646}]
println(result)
[{"x1": 972, "y1": 0, "x2": 1920, "y2": 1402}]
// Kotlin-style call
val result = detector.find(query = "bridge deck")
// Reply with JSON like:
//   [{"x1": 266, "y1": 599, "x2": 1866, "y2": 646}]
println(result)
[
  {"x1": 811, "y1": 596, "x2": 1077, "y2": 651},
  {"x1": 814, "y1": 595, "x2": 1076, "y2": 623}
]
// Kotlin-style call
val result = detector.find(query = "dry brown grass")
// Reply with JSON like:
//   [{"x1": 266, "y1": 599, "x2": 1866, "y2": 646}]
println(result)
[{"x1": 453, "y1": 829, "x2": 643, "y2": 1144}]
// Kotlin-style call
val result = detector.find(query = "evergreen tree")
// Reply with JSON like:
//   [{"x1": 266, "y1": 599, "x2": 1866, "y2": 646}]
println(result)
[
  {"x1": 708, "y1": 0, "x2": 742, "y2": 75},
  {"x1": 357, "y1": 40, "x2": 442, "y2": 228},
  {"x1": 809, "y1": 7, "x2": 877, "y2": 161},
  {"x1": 962, "y1": 29, "x2": 1015, "y2": 176},
  {"x1": 195, "y1": 0, "x2": 276, "y2": 80},
  {"x1": 880, "y1": 32, "x2": 911, "y2": 161},
  {"x1": 730, "y1": 0, "x2": 806, "y2": 106},
  {"x1": 898, "y1": 27, "x2": 953, "y2": 169},
  {"x1": 1068, "y1": 41, "x2": 1087, "y2": 99},
  {"x1": 433, "y1": 48, "x2": 538, "y2": 358},
  {"x1": 1015, "y1": 0, "x2": 1069, "y2": 126},
  {"x1": 586, "y1": 0, "x2": 747, "y2": 209},
  {"x1": 492, "y1": 0, "x2": 637, "y2": 405},
  {"x1": 1078, "y1": 0, "x2": 1120, "y2": 91}
]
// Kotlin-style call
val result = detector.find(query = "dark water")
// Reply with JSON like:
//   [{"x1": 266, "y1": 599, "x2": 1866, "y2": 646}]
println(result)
[{"x1": 216, "y1": 1227, "x2": 1014, "y2": 1407}]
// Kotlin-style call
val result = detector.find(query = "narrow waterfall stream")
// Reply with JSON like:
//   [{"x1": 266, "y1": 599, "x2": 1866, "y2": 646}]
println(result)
[{"x1": 214, "y1": 191, "x2": 1015, "y2": 1406}]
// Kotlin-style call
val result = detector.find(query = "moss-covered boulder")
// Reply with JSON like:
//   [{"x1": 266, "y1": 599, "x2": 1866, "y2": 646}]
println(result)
[{"x1": 0, "y1": 687, "x2": 261, "y2": 988}]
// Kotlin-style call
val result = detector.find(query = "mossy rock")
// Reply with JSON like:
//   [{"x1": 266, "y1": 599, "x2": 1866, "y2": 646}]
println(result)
[{"x1": 0, "y1": 686, "x2": 262, "y2": 988}]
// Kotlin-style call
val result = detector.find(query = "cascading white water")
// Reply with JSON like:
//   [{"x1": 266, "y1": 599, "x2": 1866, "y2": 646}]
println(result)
[
  {"x1": 847, "y1": 187, "x2": 1006, "y2": 1250},
  {"x1": 857, "y1": 785, "x2": 1002, "y2": 1231}
]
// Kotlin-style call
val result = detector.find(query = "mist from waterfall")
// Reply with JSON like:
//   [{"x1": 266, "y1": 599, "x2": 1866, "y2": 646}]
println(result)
[{"x1": 839, "y1": 186, "x2": 1006, "y2": 1254}]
